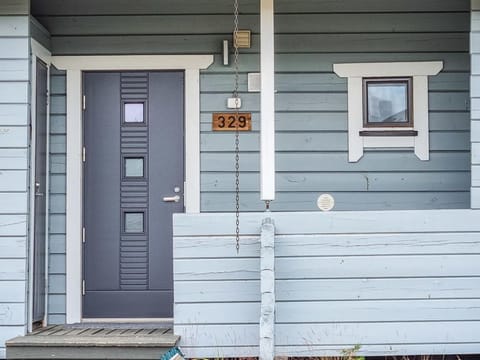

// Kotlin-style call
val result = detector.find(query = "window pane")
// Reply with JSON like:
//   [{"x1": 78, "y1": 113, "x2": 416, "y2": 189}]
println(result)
[
  {"x1": 125, "y1": 213, "x2": 144, "y2": 233},
  {"x1": 124, "y1": 103, "x2": 144, "y2": 123},
  {"x1": 125, "y1": 158, "x2": 144, "y2": 178},
  {"x1": 367, "y1": 82, "x2": 408, "y2": 124}
]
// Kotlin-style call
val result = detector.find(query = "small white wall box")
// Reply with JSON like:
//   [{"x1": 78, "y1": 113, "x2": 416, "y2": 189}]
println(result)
[
  {"x1": 223, "y1": 40, "x2": 229, "y2": 66},
  {"x1": 227, "y1": 97, "x2": 242, "y2": 109},
  {"x1": 248, "y1": 73, "x2": 261, "y2": 92}
]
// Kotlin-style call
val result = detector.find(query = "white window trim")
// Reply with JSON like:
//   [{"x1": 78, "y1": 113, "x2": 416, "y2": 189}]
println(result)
[
  {"x1": 51, "y1": 55, "x2": 214, "y2": 324},
  {"x1": 29, "y1": 39, "x2": 52, "y2": 332},
  {"x1": 333, "y1": 61, "x2": 443, "y2": 162}
]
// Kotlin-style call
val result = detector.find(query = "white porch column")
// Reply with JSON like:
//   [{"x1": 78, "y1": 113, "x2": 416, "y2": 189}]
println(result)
[
  {"x1": 260, "y1": 0, "x2": 275, "y2": 201},
  {"x1": 260, "y1": 217, "x2": 275, "y2": 360}
]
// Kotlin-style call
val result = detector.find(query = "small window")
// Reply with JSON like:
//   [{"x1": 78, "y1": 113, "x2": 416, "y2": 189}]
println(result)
[
  {"x1": 124, "y1": 102, "x2": 145, "y2": 123},
  {"x1": 124, "y1": 157, "x2": 144, "y2": 178},
  {"x1": 124, "y1": 212, "x2": 144, "y2": 233},
  {"x1": 363, "y1": 78, "x2": 412, "y2": 127}
]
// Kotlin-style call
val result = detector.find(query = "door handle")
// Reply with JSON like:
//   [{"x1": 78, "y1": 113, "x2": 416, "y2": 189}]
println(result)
[{"x1": 163, "y1": 195, "x2": 181, "y2": 203}]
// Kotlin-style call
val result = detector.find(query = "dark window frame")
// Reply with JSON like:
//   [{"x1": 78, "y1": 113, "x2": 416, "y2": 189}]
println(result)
[
  {"x1": 362, "y1": 77, "x2": 413, "y2": 128},
  {"x1": 122, "y1": 100, "x2": 148, "y2": 126}
]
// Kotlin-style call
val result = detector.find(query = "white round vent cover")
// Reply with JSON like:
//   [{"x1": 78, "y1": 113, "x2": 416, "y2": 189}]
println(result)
[{"x1": 317, "y1": 194, "x2": 335, "y2": 212}]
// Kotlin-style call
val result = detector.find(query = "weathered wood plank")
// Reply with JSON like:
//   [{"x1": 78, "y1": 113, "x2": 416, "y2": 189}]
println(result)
[
  {"x1": 207, "y1": 53, "x2": 470, "y2": 73},
  {"x1": 201, "y1": 72, "x2": 469, "y2": 93},
  {"x1": 200, "y1": 131, "x2": 470, "y2": 152},
  {"x1": 31, "y1": 0, "x2": 469, "y2": 16},
  {"x1": 176, "y1": 321, "x2": 480, "y2": 348},
  {"x1": 0, "y1": 38, "x2": 28, "y2": 59},
  {"x1": 0, "y1": 126, "x2": 28, "y2": 148},
  {"x1": 175, "y1": 232, "x2": 480, "y2": 259},
  {"x1": 0, "y1": 215, "x2": 27, "y2": 236},
  {"x1": 0, "y1": 60, "x2": 28, "y2": 81},
  {"x1": 201, "y1": 171, "x2": 470, "y2": 192},
  {"x1": 38, "y1": 13, "x2": 469, "y2": 36},
  {"x1": 0, "y1": 237, "x2": 26, "y2": 258},
  {"x1": 201, "y1": 152, "x2": 470, "y2": 172},
  {"x1": 48, "y1": 254, "x2": 66, "y2": 274},
  {"x1": 0, "y1": 171, "x2": 27, "y2": 192},
  {"x1": 175, "y1": 255, "x2": 480, "y2": 281},
  {"x1": 50, "y1": 33, "x2": 467, "y2": 55},
  {"x1": 173, "y1": 210, "x2": 480, "y2": 236},
  {"x1": 0, "y1": 0, "x2": 29, "y2": 15},
  {"x1": 0, "y1": 281, "x2": 25, "y2": 302},
  {"x1": 0, "y1": 149, "x2": 27, "y2": 170},
  {"x1": 277, "y1": 299, "x2": 480, "y2": 323},
  {"x1": 175, "y1": 303, "x2": 259, "y2": 325},
  {"x1": 0, "y1": 304, "x2": 25, "y2": 325},
  {"x1": 0, "y1": 193, "x2": 27, "y2": 213},
  {"x1": 276, "y1": 255, "x2": 480, "y2": 279},
  {"x1": 201, "y1": 191, "x2": 470, "y2": 212},
  {"x1": 201, "y1": 92, "x2": 469, "y2": 112},
  {"x1": 175, "y1": 280, "x2": 259, "y2": 303},
  {"x1": 276, "y1": 321, "x2": 480, "y2": 346},
  {"x1": 0, "y1": 104, "x2": 28, "y2": 126},
  {"x1": 174, "y1": 277, "x2": 480, "y2": 303},
  {"x1": 0, "y1": 16, "x2": 28, "y2": 37},
  {"x1": 0, "y1": 259, "x2": 25, "y2": 280},
  {"x1": 274, "y1": 344, "x2": 480, "y2": 358}
]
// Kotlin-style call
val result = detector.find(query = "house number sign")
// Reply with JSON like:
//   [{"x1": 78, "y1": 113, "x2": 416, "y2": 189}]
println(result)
[{"x1": 212, "y1": 113, "x2": 252, "y2": 131}]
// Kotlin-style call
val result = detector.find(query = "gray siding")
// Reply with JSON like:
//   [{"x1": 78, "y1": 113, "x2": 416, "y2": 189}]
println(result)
[
  {"x1": 472, "y1": 1, "x2": 480, "y2": 207},
  {"x1": 47, "y1": 67, "x2": 66, "y2": 324},
  {"x1": 173, "y1": 211, "x2": 480, "y2": 357},
  {"x1": 33, "y1": 0, "x2": 471, "y2": 213},
  {"x1": 0, "y1": 4, "x2": 30, "y2": 358}
]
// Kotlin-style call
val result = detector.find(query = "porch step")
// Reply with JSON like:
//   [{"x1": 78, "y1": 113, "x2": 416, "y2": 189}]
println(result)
[{"x1": 6, "y1": 325, "x2": 180, "y2": 359}]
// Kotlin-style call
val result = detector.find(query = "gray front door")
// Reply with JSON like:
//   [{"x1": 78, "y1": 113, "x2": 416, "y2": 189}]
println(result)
[
  {"x1": 32, "y1": 59, "x2": 48, "y2": 323},
  {"x1": 83, "y1": 71, "x2": 184, "y2": 318}
]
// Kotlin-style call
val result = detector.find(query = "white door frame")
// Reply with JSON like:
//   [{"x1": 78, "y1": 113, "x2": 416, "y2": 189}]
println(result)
[
  {"x1": 29, "y1": 39, "x2": 52, "y2": 332},
  {"x1": 51, "y1": 55, "x2": 214, "y2": 324}
]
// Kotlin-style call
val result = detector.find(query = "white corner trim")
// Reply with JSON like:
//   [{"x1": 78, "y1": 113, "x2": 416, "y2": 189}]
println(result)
[
  {"x1": 334, "y1": 61, "x2": 443, "y2": 162},
  {"x1": 59, "y1": 55, "x2": 213, "y2": 324},
  {"x1": 28, "y1": 39, "x2": 51, "y2": 332}
]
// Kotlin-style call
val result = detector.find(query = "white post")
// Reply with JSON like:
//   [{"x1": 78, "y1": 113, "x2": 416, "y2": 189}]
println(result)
[
  {"x1": 260, "y1": 217, "x2": 275, "y2": 360},
  {"x1": 260, "y1": 0, "x2": 276, "y2": 201}
]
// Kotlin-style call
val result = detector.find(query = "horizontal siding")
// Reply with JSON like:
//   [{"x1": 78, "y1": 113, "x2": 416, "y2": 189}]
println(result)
[
  {"x1": 47, "y1": 68, "x2": 66, "y2": 325},
  {"x1": 472, "y1": 7, "x2": 480, "y2": 208},
  {"x1": 33, "y1": 0, "x2": 471, "y2": 211},
  {"x1": 0, "y1": 13, "x2": 29, "y2": 357},
  {"x1": 0, "y1": 0, "x2": 29, "y2": 15},
  {"x1": 31, "y1": 0, "x2": 470, "y2": 15},
  {"x1": 173, "y1": 211, "x2": 480, "y2": 357}
]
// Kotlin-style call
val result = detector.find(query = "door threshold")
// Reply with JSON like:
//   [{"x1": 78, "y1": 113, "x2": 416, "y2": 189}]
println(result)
[{"x1": 81, "y1": 318, "x2": 173, "y2": 323}]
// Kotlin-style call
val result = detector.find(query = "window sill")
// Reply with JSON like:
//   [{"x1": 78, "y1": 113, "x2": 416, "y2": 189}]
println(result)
[{"x1": 359, "y1": 130, "x2": 419, "y2": 137}]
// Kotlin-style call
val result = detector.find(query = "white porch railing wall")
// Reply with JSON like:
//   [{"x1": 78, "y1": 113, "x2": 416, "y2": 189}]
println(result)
[{"x1": 173, "y1": 211, "x2": 480, "y2": 358}]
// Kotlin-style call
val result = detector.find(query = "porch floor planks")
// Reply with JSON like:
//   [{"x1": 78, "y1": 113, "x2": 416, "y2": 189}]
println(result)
[{"x1": 5, "y1": 324, "x2": 179, "y2": 359}]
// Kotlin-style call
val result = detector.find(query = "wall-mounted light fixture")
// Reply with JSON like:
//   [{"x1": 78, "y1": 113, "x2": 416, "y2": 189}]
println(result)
[{"x1": 234, "y1": 30, "x2": 251, "y2": 49}]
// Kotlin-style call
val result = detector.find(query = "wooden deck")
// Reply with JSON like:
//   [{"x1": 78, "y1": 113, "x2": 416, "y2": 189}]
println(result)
[{"x1": 6, "y1": 324, "x2": 179, "y2": 359}]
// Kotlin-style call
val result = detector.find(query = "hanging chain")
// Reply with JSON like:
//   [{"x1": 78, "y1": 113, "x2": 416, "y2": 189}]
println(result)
[{"x1": 233, "y1": 0, "x2": 241, "y2": 253}]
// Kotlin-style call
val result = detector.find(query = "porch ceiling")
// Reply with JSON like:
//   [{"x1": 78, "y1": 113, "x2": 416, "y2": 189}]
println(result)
[{"x1": 31, "y1": 0, "x2": 248, "y2": 17}]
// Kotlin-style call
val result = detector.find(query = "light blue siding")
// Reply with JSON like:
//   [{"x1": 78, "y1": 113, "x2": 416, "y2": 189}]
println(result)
[
  {"x1": 46, "y1": 67, "x2": 66, "y2": 324},
  {"x1": 472, "y1": 5, "x2": 480, "y2": 207},
  {"x1": 35, "y1": 1, "x2": 472, "y2": 213},
  {"x1": 173, "y1": 210, "x2": 480, "y2": 357},
  {"x1": 0, "y1": 7, "x2": 30, "y2": 357}
]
